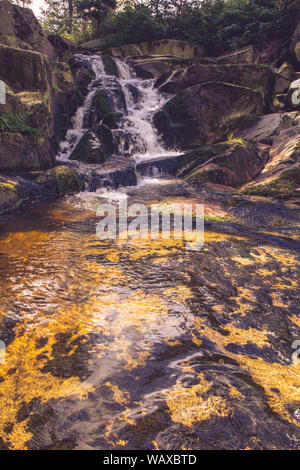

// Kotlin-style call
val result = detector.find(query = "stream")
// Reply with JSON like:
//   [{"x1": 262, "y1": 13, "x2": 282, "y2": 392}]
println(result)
[{"x1": 0, "y1": 56, "x2": 299, "y2": 450}]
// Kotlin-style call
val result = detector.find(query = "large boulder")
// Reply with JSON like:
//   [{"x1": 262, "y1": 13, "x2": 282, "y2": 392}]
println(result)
[
  {"x1": 159, "y1": 63, "x2": 274, "y2": 104},
  {"x1": 0, "y1": 1, "x2": 54, "y2": 58},
  {"x1": 0, "y1": 87, "x2": 54, "y2": 170},
  {"x1": 48, "y1": 35, "x2": 75, "y2": 60},
  {"x1": 0, "y1": 45, "x2": 77, "y2": 170},
  {"x1": 70, "y1": 126, "x2": 116, "y2": 164},
  {"x1": 81, "y1": 39, "x2": 206, "y2": 59},
  {"x1": 216, "y1": 46, "x2": 254, "y2": 65},
  {"x1": 233, "y1": 113, "x2": 295, "y2": 145},
  {"x1": 289, "y1": 21, "x2": 300, "y2": 69},
  {"x1": 0, "y1": 166, "x2": 83, "y2": 215},
  {"x1": 273, "y1": 62, "x2": 294, "y2": 94},
  {"x1": 184, "y1": 142, "x2": 267, "y2": 188},
  {"x1": 243, "y1": 126, "x2": 300, "y2": 198},
  {"x1": 0, "y1": 44, "x2": 49, "y2": 92},
  {"x1": 88, "y1": 78, "x2": 127, "y2": 128},
  {"x1": 154, "y1": 82, "x2": 263, "y2": 149}
]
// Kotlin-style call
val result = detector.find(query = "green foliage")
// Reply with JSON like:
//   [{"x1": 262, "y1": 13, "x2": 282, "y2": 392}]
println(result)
[
  {"x1": 0, "y1": 111, "x2": 40, "y2": 135},
  {"x1": 101, "y1": 4, "x2": 167, "y2": 45},
  {"x1": 40, "y1": 0, "x2": 300, "y2": 52},
  {"x1": 99, "y1": 0, "x2": 300, "y2": 55}
]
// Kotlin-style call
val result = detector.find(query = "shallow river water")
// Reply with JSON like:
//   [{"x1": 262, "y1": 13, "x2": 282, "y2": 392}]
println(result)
[{"x1": 0, "y1": 181, "x2": 300, "y2": 450}]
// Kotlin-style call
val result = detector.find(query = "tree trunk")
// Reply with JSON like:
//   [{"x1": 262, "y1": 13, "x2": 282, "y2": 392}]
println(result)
[{"x1": 68, "y1": 0, "x2": 74, "y2": 34}]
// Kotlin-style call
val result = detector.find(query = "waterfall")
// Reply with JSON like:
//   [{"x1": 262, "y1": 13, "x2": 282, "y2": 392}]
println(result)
[{"x1": 56, "y1": 54, "x2": 178, "y2": 170}]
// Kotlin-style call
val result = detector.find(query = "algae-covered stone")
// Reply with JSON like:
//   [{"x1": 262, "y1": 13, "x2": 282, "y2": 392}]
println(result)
[
  {"x1": 274, "y1": 62, "x2": 293, "y2": 94},
  {"x1": 88, "y1": 80, "x2": 127, "y2": 127},
  {"x1": 51, "y1": 166, "x2": 83, "y2": 195},
  {"x1": 0, "y1": 178, "x2": 19, "y2": 214},
  {"x1": 289, "y1": 21, "x2": 300, "y2": 68}
]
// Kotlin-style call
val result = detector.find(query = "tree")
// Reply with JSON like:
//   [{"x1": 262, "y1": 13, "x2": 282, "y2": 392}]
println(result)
[{"x1": 76, "y1": 0, "x2": 117, "y2": 33}]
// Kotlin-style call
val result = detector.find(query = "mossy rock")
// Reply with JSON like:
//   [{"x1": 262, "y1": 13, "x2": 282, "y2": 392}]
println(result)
[
  {"x1": 52, "y1": 166, "x2": 83, "y2": 195},
  {"x1": 0, "y1": 132, "x2": 40, "y2": 170},
  {"x1": 93, "y1": 89, "x2": 111, "y2": 118},
  {"x1": 101, "y1": 112, "x2": 123, "y2": 129},
  {"x1": 0, "y1": 179, "x2": 19, "y2": 214},
  {"x1": 70, "y1": 126, "x2": 115, "y2": 164},
  {"x1": 244, "y1": 168, "x2": 300, "y2": 199},
  {"x1": 102, "y1": 55, "x2": 119, "y2": 77}
]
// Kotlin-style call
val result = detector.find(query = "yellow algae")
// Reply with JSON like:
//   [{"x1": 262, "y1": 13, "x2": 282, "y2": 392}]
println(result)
[
  {"x1": 166, "y1": 375, "x2": 229, "y2": 426},
  {"x1": 104, "y1": 382, "x2": 130, "y2": 405},
  {"x1": 105, "y1": 251, "x2": 120, "y2": 263},
  {"x1": 289, "y1": 315, "x2": 300, "y2": 328},
  {"x1": 195, "y1": 318, "x2": 269, "y2": 348},
  {"x1": 271, "y1": 292, "x2": 290, "y2": 308},
  {"x1": 0, "y1": 326, "x2": 94, "y2": 449},
  {"x1": 165, "y1": 339, "x2": 182, "y2": 347},
  {"x1": 231, "y1": 256, "x2": 254, "y2": 266},
  {"x1": 153, "y1": 440, "x2": 160, "y2": 450},
  {"x1": 212, "y1": 304, "x2": 227, "y2": 315},
  {"x1": 163, "y1": 285, "x2": 192, "y2": 302},
  {"x1": 257, "y1": 268, "x2": 276, "y2": 278},
  {"x1": 193, "y1": 318, "x2": 300, "y2": 426},
  {"x1": 227, "y1": 384, "x2": 243, "y2": 399}
]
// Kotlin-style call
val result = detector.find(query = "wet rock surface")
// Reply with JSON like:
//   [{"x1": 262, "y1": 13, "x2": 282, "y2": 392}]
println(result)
[{"x1": 154, "y1": 82, "x2": 263, "y2": 148}]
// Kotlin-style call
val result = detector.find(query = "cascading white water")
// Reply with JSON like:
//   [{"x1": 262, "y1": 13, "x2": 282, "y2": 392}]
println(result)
[{"x1": 57, "y1": 54, "x2": 179, "y2": 166}]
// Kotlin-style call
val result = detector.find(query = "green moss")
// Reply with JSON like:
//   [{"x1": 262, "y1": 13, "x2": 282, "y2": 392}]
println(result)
[
  {"x1": 244, "y1": 168, "x2": 300, "y2": 199},
  {"x1": 0, "y1": 111, "x2": 40, "y2": 135},
  {"x1": 52, "y1": 83, "x2": 63, "y2": 94},
  {"x1": 52, "y1": 166, "x2": 83, "y2": 195},
  {"x1": 226, "y1": 133, "x2": 248, "y2": 148},
  {"x1": 0, "y1": 182, "x2": 16, "y2": 192}
]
